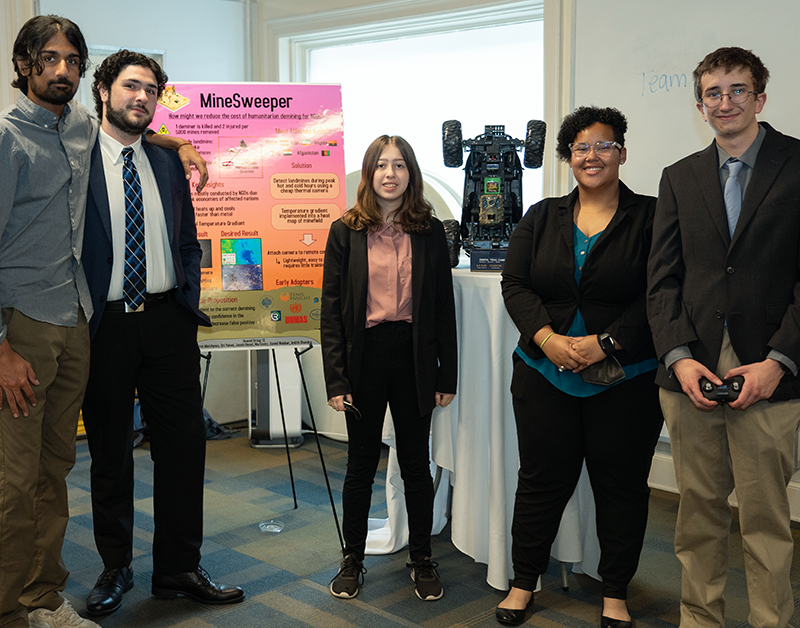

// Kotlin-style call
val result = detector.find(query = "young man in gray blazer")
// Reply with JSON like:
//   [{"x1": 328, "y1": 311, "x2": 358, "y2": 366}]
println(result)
[{"x1": 647, "y1": 47, "x2": 800, "y2": 628}]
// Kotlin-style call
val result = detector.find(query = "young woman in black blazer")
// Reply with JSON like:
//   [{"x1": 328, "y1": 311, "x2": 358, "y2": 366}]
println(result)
[
  {"x1": 320, "y1": 135, "x2": 457, "y2": 602},
  {"x1": 496, "y1": 108, "x2": 663, "y2": 626}
]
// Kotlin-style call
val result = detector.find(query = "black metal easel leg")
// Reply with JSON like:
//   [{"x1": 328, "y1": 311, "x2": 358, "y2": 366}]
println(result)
[
  {"x1": 200, "y1": 352, "x2": 212, "y2": 408},
  {"x1": 272, "y1": 349, "x2": 298, "y2": 510},
  {"x1": 294, "y1": 344, "x2": 345, "y2": 551}
]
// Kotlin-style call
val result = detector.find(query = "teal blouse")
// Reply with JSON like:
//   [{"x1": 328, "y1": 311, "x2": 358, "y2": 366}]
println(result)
[{"x1": 515, "y1": 223, "x2": 657, "y2": 397}]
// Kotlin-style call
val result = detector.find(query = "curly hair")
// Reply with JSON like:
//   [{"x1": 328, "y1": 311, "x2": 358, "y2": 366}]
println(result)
[
  {"x1": 342, "y1": 135, "x2": 433, "y2": 233},
  {"x1": 92, "y1": 50, "x2": 168, "y2": 118},
  {"x1": 693, "y1": 47, "x2": 769, "y2": 103},
  {"x1": 11, "y1": 15, "x2": 88, "y2": 93},
  {"x1": 555, "y1": 106, "x2": 627, "y2": 162}
]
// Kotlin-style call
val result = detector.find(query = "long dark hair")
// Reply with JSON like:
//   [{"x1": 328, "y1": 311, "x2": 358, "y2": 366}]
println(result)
[
  {"x1": 342, "y1": 135, "x2": 432, "y2": 233},
  {"x1": 12, "y1": 15, "x2": 88, "y2": 92}
]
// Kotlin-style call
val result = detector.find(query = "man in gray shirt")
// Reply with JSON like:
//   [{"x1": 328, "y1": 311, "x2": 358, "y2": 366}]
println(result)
[{"x1": 0, "y1": 16, "x2": 206, "y2": 628}]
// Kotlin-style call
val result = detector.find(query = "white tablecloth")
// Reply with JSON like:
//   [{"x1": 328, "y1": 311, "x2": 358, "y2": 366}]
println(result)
[{"x1": 364, "y1": 428, "x2": 449, "y2": 554}]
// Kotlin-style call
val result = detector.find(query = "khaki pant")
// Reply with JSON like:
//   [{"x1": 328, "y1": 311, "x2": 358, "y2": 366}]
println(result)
[
  {"x1": 0, "y1": 310, "x2": 90, "y2": 628},
  {"x1": 660, "y1": 329, "x2": 800, "y2": 628}
]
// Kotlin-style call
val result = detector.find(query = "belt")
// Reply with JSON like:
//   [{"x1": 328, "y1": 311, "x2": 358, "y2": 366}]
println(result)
[{"x1": 105, "y1": 290, "x2": 174, "y2": 313}]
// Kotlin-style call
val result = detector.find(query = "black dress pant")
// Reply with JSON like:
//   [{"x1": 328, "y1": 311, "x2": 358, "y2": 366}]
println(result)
[
  {"x1": 342, "y1": 321, "x2": 434, "y2": 562},
  {"x1": 509, "y1": 354, "x2": 663, "y2": 598},
  {"x1": 82, "y1": 299, "x2": 206, "y2": 575}
]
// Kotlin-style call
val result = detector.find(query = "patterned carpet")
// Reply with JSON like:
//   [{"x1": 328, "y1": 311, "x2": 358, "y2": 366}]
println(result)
[{"x1": 61, "y1": 429, "x2": 800, "y2": 627}]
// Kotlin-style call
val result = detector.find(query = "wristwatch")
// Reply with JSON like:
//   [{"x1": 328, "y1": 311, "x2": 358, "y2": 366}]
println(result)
[{"x1": 598, "y1": 332, "x2": 616, "y2": 356}]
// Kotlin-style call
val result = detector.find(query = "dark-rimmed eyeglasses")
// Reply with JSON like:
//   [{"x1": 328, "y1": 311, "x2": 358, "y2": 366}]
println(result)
[
  {"x1": 700, "y1": 89, "x2": 759, "y2": 108},
  {"x1": 568, "y1": 141, "x2": 621, "y2": 157}
]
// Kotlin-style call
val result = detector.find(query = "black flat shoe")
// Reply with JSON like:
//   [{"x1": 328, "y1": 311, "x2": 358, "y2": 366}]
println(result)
[
  {"x1": 151, "y1": 566, "x2": 244, "y2": 604},
  {"x1": 601, "y1": 616, "x2": 633, "y2": 628},
  {"x1": 496, "y1": 606, "x2": 527, "y2": 625},
  {"x1": 86, "y1": 566, "x2": 133, "y2": 615}
]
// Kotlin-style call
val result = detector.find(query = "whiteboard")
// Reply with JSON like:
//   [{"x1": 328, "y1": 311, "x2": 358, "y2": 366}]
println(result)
[{"x1": 573, "y1": 0, "x2": 800, "y2": 197}]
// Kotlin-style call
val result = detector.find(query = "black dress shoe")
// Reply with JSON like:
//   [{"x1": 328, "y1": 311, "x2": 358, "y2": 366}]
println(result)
[
  {"x1": 601, "y1": 616, "x2": 633, "y2": 628},
  {"x1": 86, "y1": 566, "x2": 133, "y2": 616},
  {"x1": 151, "y1": 566, "x2": 244, "y2": 604},
  {"x1": 496, "y1": 590, "x2": 533, "y2": 625},
  {"x1": 496, "y1": 606, "x2": 527, "y2": 625}
]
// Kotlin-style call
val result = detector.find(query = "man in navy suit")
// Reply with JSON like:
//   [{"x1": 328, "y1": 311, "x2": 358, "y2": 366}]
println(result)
[
  {"x1": 648, "y1": 47, "x2": 800, "y2": 628},
  {"x1": 80, "y1": 50, "x2": 243, "y2": 616}
]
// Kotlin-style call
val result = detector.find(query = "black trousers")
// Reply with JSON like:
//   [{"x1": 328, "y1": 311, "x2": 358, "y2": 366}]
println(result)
[
  {"x1": 509, "y1": 354, "x2": 663, "y2": 598},
  {"x1": 342, "y1": 321, "x2": 434, "y2": 562},
  {"x1": 82, "y1": 299, "x2": 206, "y2": 575}
]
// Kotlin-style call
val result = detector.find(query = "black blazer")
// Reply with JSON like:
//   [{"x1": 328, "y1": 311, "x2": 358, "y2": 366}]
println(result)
[
  {"x1": 647, "y1": 122, "x2": 800, "y2": 400},
  {"x1": 320, "y1": 217, "x2": 458, "y2": 416},
  {"x1": 502, "y1": 182, "x2": 657, "y2": 366},
  {"x1": 82, "y1": 138, "x2": 211, "y2": 338}
]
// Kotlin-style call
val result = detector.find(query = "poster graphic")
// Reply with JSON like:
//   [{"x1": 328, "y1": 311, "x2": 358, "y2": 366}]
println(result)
[{"x1": 151, "y1": 83, "x2": 346, "y2": 348}]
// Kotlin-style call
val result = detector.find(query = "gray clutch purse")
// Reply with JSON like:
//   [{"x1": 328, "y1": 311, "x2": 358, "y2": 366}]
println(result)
[{"x1": 579, "y1": 355, "x2": 625, "y2": 386}]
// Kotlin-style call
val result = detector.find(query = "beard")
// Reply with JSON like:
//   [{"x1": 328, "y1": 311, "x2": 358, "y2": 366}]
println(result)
[
  {"x1": 30, "y1": 78, "x2": 76, "y2": 106},
  {"x1": 105, "y1": 99, "x2": 153, "y2": 136}
]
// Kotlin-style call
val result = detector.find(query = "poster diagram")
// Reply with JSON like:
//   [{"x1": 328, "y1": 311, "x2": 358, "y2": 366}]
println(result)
[
  {"x1": 151, "y1": 83, "x2": 346, "y2": 347},
  {"x1": 221, "y1": 238, "x2": 263, "y2": 291},
  {"x1": 219, "y1": 139, "x2": 262, "y2": 177}
]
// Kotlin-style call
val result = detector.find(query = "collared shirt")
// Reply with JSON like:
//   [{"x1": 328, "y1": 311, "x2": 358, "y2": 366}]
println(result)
[
  {"x1": 365, "y1": 222, "x2": 412, "y2": 328},
  {"x1": 97, "y1": 129, "x2": 176, "y2": 300},
  {"x1": 716, "y1": 123, "x2": 766, "y2": 196},
  {"x1": 0, "y1": 92, "x2": 96, "y2": 344}
]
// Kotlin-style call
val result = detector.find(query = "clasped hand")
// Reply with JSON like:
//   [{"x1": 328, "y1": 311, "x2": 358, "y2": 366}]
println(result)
[{"x1": 542, "y1": 334, "x2": 605, "y2": 373}]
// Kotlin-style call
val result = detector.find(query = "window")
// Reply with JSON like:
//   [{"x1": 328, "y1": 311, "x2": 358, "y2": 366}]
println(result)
[
  {"x1": 308, "y1": 20, "x2": 544, "y2": 217},
  {"x1": 77, "y1": 46, "x2": 164, "y2": 113}
]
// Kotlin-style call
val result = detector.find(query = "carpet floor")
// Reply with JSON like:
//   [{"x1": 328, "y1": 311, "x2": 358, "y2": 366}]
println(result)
[{"x1": 61, "y1": 429, "x2": 800, "y2": 627}]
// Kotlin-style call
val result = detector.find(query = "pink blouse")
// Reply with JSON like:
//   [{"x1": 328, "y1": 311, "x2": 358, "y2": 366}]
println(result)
[{"x1": 365, "y1": 223, "x2": 413, "y2": 328}]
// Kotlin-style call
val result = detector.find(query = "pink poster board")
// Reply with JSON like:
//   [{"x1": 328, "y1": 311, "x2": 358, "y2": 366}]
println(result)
[{"x1": 151, "y1": 83, "x2": 346, "y2": 347}]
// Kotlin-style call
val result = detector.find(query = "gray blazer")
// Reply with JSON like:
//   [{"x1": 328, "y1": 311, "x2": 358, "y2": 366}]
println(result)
[{"x1": 647, "y1": 122, "x2": 800, "y2": 400}]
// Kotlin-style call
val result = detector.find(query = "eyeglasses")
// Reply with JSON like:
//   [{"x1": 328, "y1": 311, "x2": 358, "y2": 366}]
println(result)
[
  {"x1": 343, "y1": 400, "x2": 362, "y2": 420},
  {"x1": 568, "y1": 141, "x2": 622, "y2": 157},
  {"x1": 700, "y1": 89, "x2": 758, "y2": 108}
]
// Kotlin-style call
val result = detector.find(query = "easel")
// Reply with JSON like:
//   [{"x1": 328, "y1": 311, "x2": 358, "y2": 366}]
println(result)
[{"x1": 250, "y1": 342, "x2": 344, "y2": 550}]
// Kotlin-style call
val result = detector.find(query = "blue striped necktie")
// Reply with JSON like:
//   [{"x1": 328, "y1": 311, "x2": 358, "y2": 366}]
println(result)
[{"x1": 122, "y1": 147, "x2": 146, "y2": 309}]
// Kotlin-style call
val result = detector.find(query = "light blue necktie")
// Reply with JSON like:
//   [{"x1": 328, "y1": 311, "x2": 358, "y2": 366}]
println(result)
[
  {"x1": 122, "y1": 147, "x2": 146, "y2": 309},
  {"x1": 724, "y1": 158, "x2": 743, "y2": 237}
]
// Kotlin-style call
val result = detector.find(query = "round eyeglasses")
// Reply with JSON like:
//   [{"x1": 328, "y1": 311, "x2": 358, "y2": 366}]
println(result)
[
  {"x1": 700, "y1": 89, "x2": 758, "y2": 108},
  {"x1": 568, "y1": 141, "x2": 622, "y2": 157}
]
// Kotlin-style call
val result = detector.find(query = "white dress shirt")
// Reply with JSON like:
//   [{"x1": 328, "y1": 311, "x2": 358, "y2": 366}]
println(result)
[{"x1": 98, "y1": 129, "x2": 177, "y2": 300}]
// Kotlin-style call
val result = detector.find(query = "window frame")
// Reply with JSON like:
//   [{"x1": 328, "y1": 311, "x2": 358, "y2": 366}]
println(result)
[{"x1": 260, "y1": 1, "x2": 544, "y2": 84}]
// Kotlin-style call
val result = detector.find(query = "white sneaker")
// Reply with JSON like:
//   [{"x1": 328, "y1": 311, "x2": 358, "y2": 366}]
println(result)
[{"x1": 28, "y1": 600, "x2": 100, "y2": 628}]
